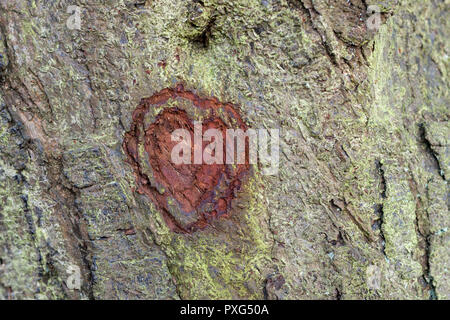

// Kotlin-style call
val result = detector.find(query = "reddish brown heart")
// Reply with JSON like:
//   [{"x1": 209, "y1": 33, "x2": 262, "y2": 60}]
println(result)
[{"x1": 123, "y1": 85, "x2": 250, "y2": 233}]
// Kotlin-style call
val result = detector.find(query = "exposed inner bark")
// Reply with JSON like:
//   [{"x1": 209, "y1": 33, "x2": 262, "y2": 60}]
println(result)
[{"x1": 123, "y1": 85, "x2": 250, "y2": 233}]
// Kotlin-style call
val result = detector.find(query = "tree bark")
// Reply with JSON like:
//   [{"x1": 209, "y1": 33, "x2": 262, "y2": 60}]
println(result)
[{"x1": 0, "y1": 0, "x2": 448, "y2": 299}]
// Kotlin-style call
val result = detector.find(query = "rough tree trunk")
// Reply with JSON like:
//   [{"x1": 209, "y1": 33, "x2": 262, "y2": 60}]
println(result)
[{"x1": 0, "y1": 0, "x2": 448, "y2": 299}]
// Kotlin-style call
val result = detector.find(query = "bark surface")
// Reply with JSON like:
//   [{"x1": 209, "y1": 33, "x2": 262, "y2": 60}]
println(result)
[{"x1": 0, "y1": 0, "x2": 448, "y2": 299}]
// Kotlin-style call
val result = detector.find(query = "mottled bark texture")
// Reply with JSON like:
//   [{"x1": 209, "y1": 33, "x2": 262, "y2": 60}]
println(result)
[{"x1": 0, "y1": 0, "x2": 448, "y2": 299}]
